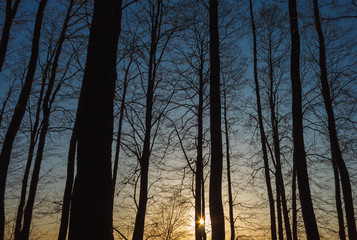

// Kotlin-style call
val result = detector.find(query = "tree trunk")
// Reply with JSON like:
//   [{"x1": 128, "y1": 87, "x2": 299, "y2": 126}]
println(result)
[
  {"x1": 14, "y1": 64, "x2": 47, "y2": 239},
  {"x1": 19, "y1": 105, "x2": 50, "y2": 240},
  {"x1": 279, "y1": 171, "x2": 292, "y2": 240},
  {"x1": 292, "y1": 164, "x2": 297, "y2": 240},
  {"x1": 333, "y1": 161, "x2": 346, "y2": 240},
  {"x1": 17, "y1": 2, "x2": 74, "y2": 237},
  {"x1": 0, "y1": 0, "x2": 21, "y2": 71},
  {"x1": 291, "y1": 165, "x2": 298, "y2": 240},
  {"x1": 0, "y1": 81, "x2": 15, "y2": 127},
  {"x1": 276, "y1": 182, "x2": 283, "y2": 240},
  {"x1": 267, "y1": 43, "x2": 292, "y2": 240},
  {"x1": 223, "y1": 88, "x2": 235, "y2": 240},
  {"x1": 267, "y1": 43, "x2": 284, "y2": 240},
  {"x1": 312, "y1": 0, "x2": 356, "y2": 239},
  {"x1": 195, "y1": 48, "x2": 204, "y2": 240},
  {"x1": 112, "y1": 76, "x2": 126, "y2": 198},
  {"x1": 0, "y1": 0, "x2": 47, "y2": 238},
  {"x1": 112, "y1": 36, "x2": 127, "y2": 205},
  {"x1": 57, "y1": 115, "x2": 78, "y2": 240},
  {"x1": 208, "y1": 0, "x2": 225, "y2": 239},
  {"x1": 133, "y1": 161, "x2": 149, "y2": 240},
  {"x1": 202, "y1": 174, "x2": 207, "y2": 240},
  {"x1": 288, "y1": 0, "x2": 320, "y2": 239},
  {"x1": 132, "y1": 1, "x2": 162, "y2": 239},
  {"x1": 68, "y1": 0, "x2": 122, "y2": 239},
  {"x1": 249, "y1": 1, "x2": 277, "y2": 239}
]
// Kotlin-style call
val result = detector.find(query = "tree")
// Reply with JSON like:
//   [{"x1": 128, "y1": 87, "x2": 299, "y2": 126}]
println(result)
[
  {"x1": 312, "y1": 0, "x2": 356, "y2": 239},
  {"x1": 288, "y1": 0, "x2": 320, "y2": 239},
  {"x1": 57, "y1": 114, "x2": 78, "y2": 240},
  {"x1": 0, "y1": 0, "x2": 355, "y2": 238},
  {"x1": 172, "y1": 5, "x2": 209, "y2": 239},
  {"x1": 0, "y1": 0, "x2": 48, "y2": 238},
  {"x1": 14, "y1": 1, "x2": 76, "y2": 239},
  {"x1": 13, "y1": 50, "x2": 48, "y2": 240},
  {"x1": 112, "y1": 60, "x2": 129, "y2": 208},
  {"x1": 249, "y1": 1, "x2": 277, "y2": 239},
  {"x1": 292, "y1": 160, "x2": 297, "y2": 240},
  {"x1": 0, "y1": 80, "x2": 15, "y2": 128},
  {"x1": 195, "y1": 35, "x2": 206, "y2": 240},
  {"x1": 131, "y1": 1, "x2": 163, "y2": 238},
  {"x1": 223, "y1": 81, "x2": 235, "y2": 240},
  {"x1": 128, "y1": 0, "x2": 179, "y2": 238},
  {"x1": 256, "y1": 5, "x2": 292, "y2": 240},
  {"x1": 68, "y1": 0, "x2": 122, "y2": 239},
  {"x1": 208, "y1": 0, "x2": 225, "y2": 239},
  {"x1": 332, "y1": 161, "x2": 346, "y2": 240},
  {"x1": 0, "y1": 0, "x2": 21, "y2": 71},
  {"x1": 144, "y1": 188, "x2": 192, "y2": 239},
  {"x1": 56, "y1": 2, "x2": 96, "y2": 239},
  {"x1": 173, "y1": 13, "x2": 209, "y2": 238}
]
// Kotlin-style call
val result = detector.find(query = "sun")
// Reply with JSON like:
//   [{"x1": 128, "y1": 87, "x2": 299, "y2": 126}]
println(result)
[{"x1": 199, "y1": 218, "x2": 204, "y2": 225}]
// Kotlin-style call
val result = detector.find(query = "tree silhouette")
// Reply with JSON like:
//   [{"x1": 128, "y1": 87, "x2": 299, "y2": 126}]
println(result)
[
  {"x1": 0, "y1": 0, "x2": 21, "y2": 71},
  {"x1": 68, "y1": 0, "x2": 122, "y2": 239},
  {"x1": 0, "y1": 0, "x2": 48, "y2": 238},
  {"x1": 313, "y1": 0, "x2": 356, "y2": 239},
  {"x1": 249, "y1": 1, "x2": 277, "y2": 239},
  {"x1": 208, "y1": 0, "x2": 225, "y2": 239},
  {"x1": 0, "y1": 0, "x2": 355, "y2": 239},
  {"x1": 288, "y1": 0, "x2": 320, "y2": 239}
]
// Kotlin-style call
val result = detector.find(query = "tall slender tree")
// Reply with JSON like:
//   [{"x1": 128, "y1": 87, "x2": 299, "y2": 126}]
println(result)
[
  {"x1": 0, "y1": 0, "x2": 21, "y2": 71},
  {"x1": 68, "y1": 0, "x2": 122, "y2": 239},
  {"x1": 15, "y1": 2, "x2": 75, "y2": 239},
  {"x1": 14, "y1": 55, "x2": 48, "y2": 240},
  {"x1": 0, "y1": 0, "x2": 48, "y2": 238},
  {"x1": 131, "y1": 0, "x2": 178, "y2": 238},
  {"x1": 269, "y1": 73, "x2": 292, "y2": 240},
  {"x1": 131, "y1": 0, "x2": 162, "y2": 238},
  {"x1": 223, "y1": 85, "x2": 235, "y2": 240},
  {"x1": 292, "y1": 163, "x2": 298, "y2": 240},
  {"x1": 208, "y1": 0, "x2": 225, "y2": 239},
  {"x1": 257, "y1": 5, "x2": 292, "y2": 239},
  {"x1": 167, "y1": 8, "x2": 208, "y2": 238},
  {"x1": 57, "y1": 115, "x2": 78, "y2": 240},
  {"x1": 249, "y1": 1, "x2": 277, "y2": 239},
  {"x1": 195, "y1": 38, "x2": 205, "y2": 240},
  {"x1": 332, "y1": 161, "x2": 346, "y2": 240},
  {"x1": 112, "y1": 57, "x2": 130, "y2": 204},
  {"x1": 288, "y1": 0, "x2": 320, "y2": 239},
  {"x1": 312, "y1": 0, "x2": 356, "y2": 239}
]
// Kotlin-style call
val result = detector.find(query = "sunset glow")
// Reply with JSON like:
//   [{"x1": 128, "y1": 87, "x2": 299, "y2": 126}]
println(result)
[{"x1": 0, "y1": 0, "x2": 355, "y2": 239}]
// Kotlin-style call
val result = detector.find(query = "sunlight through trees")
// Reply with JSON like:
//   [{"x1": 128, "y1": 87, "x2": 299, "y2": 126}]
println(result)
[{"x1": 0, "y1": 0, "x2": 356, "y2": 239}]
